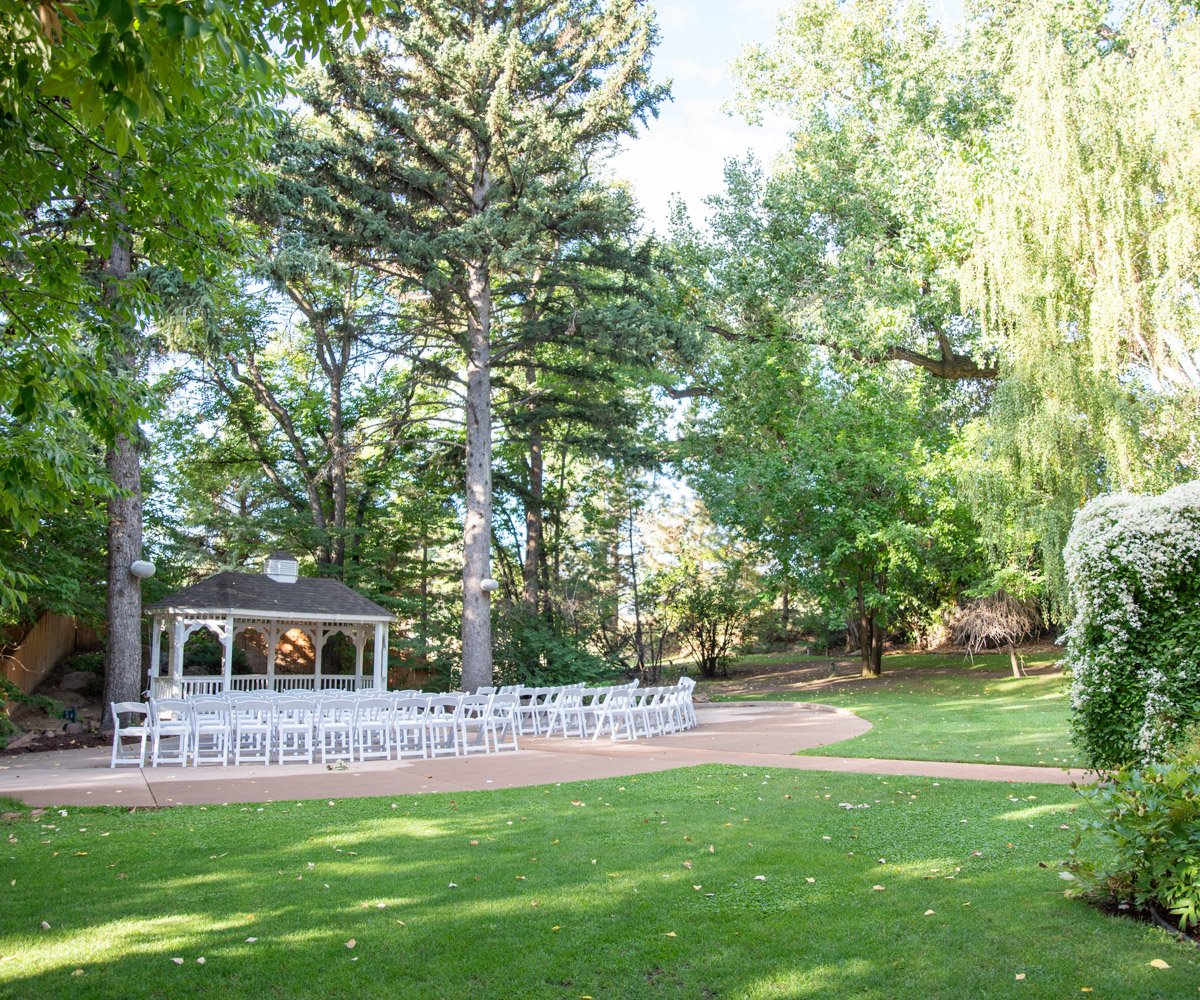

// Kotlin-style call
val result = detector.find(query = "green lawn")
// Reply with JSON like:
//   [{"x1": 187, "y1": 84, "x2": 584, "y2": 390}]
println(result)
[
  {"x1": 713, "y1": 665, "x2": 1078, "y2": 768},
  {"x1": 1, "y1": 768, "x2": 1195, "y2": 999}
]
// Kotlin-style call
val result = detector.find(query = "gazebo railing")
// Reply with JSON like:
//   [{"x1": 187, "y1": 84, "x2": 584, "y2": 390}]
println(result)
[{"x1": 149, "y1": 674, "x2": 367, "y2": 699}]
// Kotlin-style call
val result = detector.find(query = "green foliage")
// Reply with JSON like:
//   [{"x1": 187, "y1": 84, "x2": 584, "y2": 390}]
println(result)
[
  {"x1": 659, "y1": 559, "x2": 761, "y2": 679},
  {"x1": 1068, "y1": 743, "x2": 1200, "y2": 931},
  {"x1": 492, "y1": 606, "x2": 622, "y2": 688},
  {"x1": 181, "y1": 629, "x2": 248, "y2": 676},
  {"x1": 681, "y1": 338, "x2": 982, "y2": 673},
  {"x1": 1064, "y1": 482, "x2": 1200, "y2": 768},
  {"x1": 63, "y1": 651, "x2": 106, "y2": 677},
  {"x1": 0, "y1": 677, "x2": 61, "y2": 748}
]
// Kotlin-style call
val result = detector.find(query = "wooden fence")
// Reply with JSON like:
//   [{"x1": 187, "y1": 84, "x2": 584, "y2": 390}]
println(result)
[{"x1": 1, "y1": 614, "x2": 97, "y2": 695}]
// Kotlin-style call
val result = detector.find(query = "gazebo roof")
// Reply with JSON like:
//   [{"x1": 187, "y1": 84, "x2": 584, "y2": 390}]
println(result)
[{"x1": 146, "y1": 572, "x2": 394, "y2": 622}]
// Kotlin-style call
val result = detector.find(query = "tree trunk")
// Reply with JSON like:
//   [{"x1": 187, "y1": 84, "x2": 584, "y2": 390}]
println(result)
[
  {"x1": 522, "y1": 365, "x2": 543, "y2": 611},
  {"x1": 460, "y1": 255, "x2": 493, "y2": 693},
  {"x1": 628, "y1": 506, "x2": 645, "y2": 679},
  {"x1": 855, "y1": 581, "x2": 869, "y2": 676},
  {"x1": 869, "y1": 618, "x2": 884, "y2": 676},
  {"x1": 1007, "y1": 639, "x2": 1023, "y2": 678},
  {"x1": 101, "y1": 232, "x2": 143, "y2": 726}
]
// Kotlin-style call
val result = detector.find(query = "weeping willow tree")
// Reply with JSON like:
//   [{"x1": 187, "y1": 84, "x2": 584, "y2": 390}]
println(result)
[{"x1": 956, "y1": 0, "x2": 1200, "y2": 612}]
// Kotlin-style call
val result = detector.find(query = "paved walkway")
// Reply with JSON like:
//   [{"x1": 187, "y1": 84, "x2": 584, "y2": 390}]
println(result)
[{"x1": 0, "y1": 702, "x2": 1091, "y2": 808}]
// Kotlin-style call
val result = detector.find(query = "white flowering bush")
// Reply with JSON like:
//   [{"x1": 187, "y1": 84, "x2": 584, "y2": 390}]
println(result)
[{"x1": 1064, "y1": 481, "x2": 1200, "y2": 767}]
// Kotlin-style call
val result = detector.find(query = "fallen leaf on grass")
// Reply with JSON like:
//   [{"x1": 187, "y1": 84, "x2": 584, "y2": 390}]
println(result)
[
  {"x1": 664, "y1": 932, "x2": 677, "y2": 938},
  {"x1": 245, "y1": 937, "x2": 258, "y2": 943},
  {"x1": 1149, "y1": 959, "x2": 1170, "y2": 970},
  {"x1": 872, "y1": 885, "x2": 885, "y2": 892},
  {"x1": 1015, "y1": 973, "x2": 1026, "y2": 981},
  {"x1": 196, "y1": 957, "x2": 206, "y2": 965},
  {"x1": 754, "y1": 875, "x2": 766, "y2": 881},
  {"x1": 171, "y1": 958, "x2": 184, "y2": 965},
  {"x1": 805, "y1": 878, "x2": 816, "y2": 884},
  {"x1": 924, "y1": 910, "x2": 935, "y2": 916},
  {"x1": 345, "y1": 939, "x2": 356, "y2": 949},
  {"x1": 70, "y1": 969, "x2": 83, "y2": 976}
]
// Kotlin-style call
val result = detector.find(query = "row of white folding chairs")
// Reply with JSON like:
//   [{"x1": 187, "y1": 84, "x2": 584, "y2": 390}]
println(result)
[
  {"x1": 110, "y1": 692, "x2": 521, "y2": 768},
  {"x1": 471, "y1": 679, "x2": 697, "y2": 741}
]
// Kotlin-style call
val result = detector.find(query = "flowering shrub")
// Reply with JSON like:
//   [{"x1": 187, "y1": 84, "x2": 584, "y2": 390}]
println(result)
[{"x1": 1064, "y1": 481, "x2": 1200, "y2": 767}]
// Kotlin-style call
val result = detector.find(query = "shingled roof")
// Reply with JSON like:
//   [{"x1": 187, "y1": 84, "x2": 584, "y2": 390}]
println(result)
[{"x1": 146, "y1": 572, "x2": 394, "y2": 621}]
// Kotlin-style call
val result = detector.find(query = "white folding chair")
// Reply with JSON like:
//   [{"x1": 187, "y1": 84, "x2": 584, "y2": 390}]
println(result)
[
  {"x1": 356, "y1": 696, "x2": 393, "y2": 761},
  {"x1": 150, "y1": 698, "x2": 193, "y2": 766},
  {"x1": 275, "y1": 698, "x2": 317, "y2": 764},
  {"x1": 109, "y1": 702, "x2": 149, "y2": 768},
  {"x1": 232, "y1": 698, "x2": 273, "y2": 765},
  {"x1": 425, "y1": 696, "x2": 463, "y2": 757},
  {"x1": 317, "y1": 698, "x2": 357, "y2": 762},
  {"x1": 590, "y1": 688, "x2": 636, "y2": 741},
  {"x1": 189, "y1": 696, "x2": 234, "y2": 766},
  {"x1": 458, "y1": 694, "x2": 494, "y2": 754},
  {"x1": 545, "y1": 685, "x2": 587, "y2": 738},
  {"x1": 516, "y1": 687, "x2": 552, "y2": 736},
  {"x1": 677, "y1": 676, "x2": 698, "y2": 728},
  {"x1": 392, "y1": 695, "x2": 429, "y2": 759},
  {"x1": 487, "y1": 694, "x2": 521, "y2": 753}
]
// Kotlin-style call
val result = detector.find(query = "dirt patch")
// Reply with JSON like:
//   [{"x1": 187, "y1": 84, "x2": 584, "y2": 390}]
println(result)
[{"x1": 0, "y1": 730, "x2": 109, "y2": 756}]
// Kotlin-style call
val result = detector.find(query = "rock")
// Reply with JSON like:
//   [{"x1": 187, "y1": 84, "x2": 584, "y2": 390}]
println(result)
[
  {"x1": 64, "y1": 722, "x2": 86, "y2": 735},
  {"x1": 43, "y1": 729, "x2": 61, "y2": 739},
  {"x1": 3, "y1": 732, "x2": 37, "y2": 751},
  {"x1": 59, "y1": 671, "x2": 97, "y2": 692}
]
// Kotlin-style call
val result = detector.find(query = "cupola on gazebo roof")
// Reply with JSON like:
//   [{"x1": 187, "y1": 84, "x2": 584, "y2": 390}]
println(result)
[{"x1": 145, "y1": 554, "x2": 394, "y2": 698}]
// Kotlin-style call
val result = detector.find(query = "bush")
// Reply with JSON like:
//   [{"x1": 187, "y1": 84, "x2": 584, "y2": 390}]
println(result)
[
  {"x1": 0, "y1": 678, "x2": 62, "y2": 748},
  {"x1": 63, "y1": 651, "x2": 105, "y2": 676},
  {"x1": 1063, "y1": 481, "x2": 1200, "y2": 767},
  {"x1": 1066, "y1": 742, "x2": 1200, "y2": 932},
  {"x1": 492, "y1": 607, "x2": 623, "y2": 688}
]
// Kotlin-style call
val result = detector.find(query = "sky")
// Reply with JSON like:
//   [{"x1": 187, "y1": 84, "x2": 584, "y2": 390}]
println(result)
[{"x1": 611, "y1": 0, "x2": 965, "y2": 233}]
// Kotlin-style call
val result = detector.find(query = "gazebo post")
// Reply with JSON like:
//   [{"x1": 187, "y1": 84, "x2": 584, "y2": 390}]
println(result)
[
  {"x1": 149, "y1": 615, "x2": 162, "y2": 694},
  {"x1": 373, "y1": 621, "x2": 387, "y2": 691},
  {"x1": 313, "y1": 625, "x2": 324, "y2": 691},
  {"x1": 353, "y1": 628, "x2": 365, "y2": 691},
  {"x1": 222, "y1": 613, "x2": 235, "y2": 693},
  {"x1": 171, "y1": 617, "x2": 186, "y2": 696},
  {"x1": 266, "y1": 625, "x2": 278, "y2": 692}
]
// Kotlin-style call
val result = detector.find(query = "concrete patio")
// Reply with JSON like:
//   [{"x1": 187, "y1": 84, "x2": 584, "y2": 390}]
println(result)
[{"x1": 0, "y1": 701, "x2": 1088, "y2": 808}]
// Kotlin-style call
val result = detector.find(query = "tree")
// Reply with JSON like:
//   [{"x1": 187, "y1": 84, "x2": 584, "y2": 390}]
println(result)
[
  {"x1": 297, "y1": 1, "x2": 667, "y2": 690},
  {"x1": 682, "y1": 337, "x2": 981, "y2": 676},
  {"x1": 3, "y1": 1, "x2": 365, "y2": 713}
]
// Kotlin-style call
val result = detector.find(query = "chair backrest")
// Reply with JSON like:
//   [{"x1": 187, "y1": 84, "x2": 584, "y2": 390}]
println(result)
[
  {"x1": 319, "y1": 698, "x2": 357, "y2": 723},
  {"x1": 356, "y1": 696, "x2": 393, "y2": 722},
  {"x1": 489, "y1": 693, "x2": 519, "y2": 717},
  {"x1": 460, "y1": 694, "x2": 492, "y2": 718},
  {"x1": 427, "y1": 695, "x2": 463, "y2": 718},
  {"x1": 233, "y1": 698, "x2": 273, "y2": 722},
  {"x1": 393, "y1": 695, "x2": 429, "y2": 718},
  {"x1": 275, "y1": 698, "x2": 317, "y2": 724},
  {"x1": 111, "y1": 701, "x2": 148, "y2": 729},
  {"x1": 474, "y1": 685, "x2": 496, "y2": 696},
  {"x1": 152, "y1": 697, "x2": 191, "y2": 721}
]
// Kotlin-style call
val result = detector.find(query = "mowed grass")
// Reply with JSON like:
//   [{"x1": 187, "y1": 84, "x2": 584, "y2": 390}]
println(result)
[
  {"x1": 709, "y1": 653, "x2": 1077, "y2": 768},
  {"x1": 2, "y1": 767, "x2": 1196, "y2": 999}
]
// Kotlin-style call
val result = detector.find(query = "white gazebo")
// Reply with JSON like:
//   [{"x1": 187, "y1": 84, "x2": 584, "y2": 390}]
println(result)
[{"x1": 145, "y1": 553, "x2": 394, "y2": 698}]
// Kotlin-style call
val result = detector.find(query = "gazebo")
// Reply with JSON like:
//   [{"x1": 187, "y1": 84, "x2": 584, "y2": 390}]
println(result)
[{"x1": 145, "y1": 553, "x2": 394, "y2": 698}]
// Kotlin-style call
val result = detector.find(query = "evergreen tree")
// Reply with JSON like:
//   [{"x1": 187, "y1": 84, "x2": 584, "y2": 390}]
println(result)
[{"x1": 293, "y1": 1, "x2": 667, "y2": 689}]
